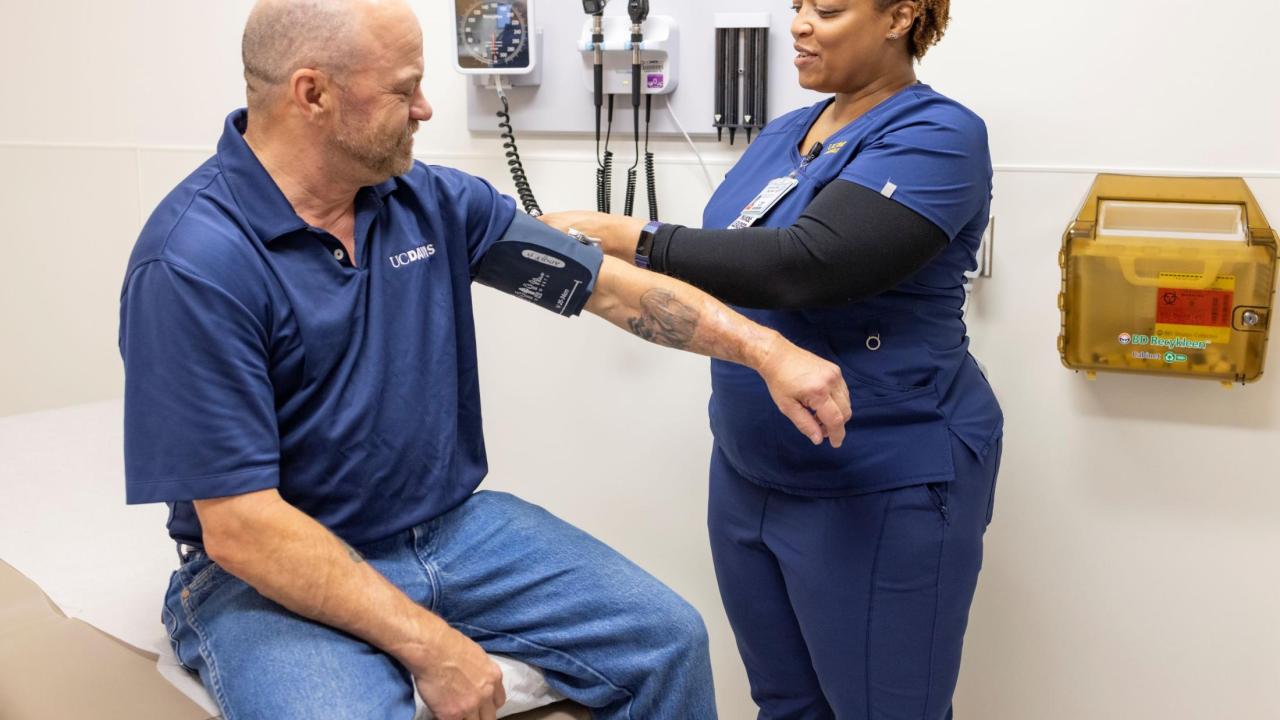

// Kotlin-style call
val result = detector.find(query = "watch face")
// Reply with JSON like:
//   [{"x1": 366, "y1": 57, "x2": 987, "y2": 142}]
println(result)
[{"x1": 457, "y1": 1, "x2": 529, "y2": 70}]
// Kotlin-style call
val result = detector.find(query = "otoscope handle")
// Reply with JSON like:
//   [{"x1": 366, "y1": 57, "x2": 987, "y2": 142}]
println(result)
[{"x1": 631, "y1": 62, "x2": 642, "y2": 107}]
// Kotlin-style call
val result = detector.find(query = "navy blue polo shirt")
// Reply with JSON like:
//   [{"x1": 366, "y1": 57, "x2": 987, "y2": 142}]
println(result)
[
  {"x1": 119, "y1": 109, "x2": 598, "y2": 547},
  {"x1": 703, "y1": 84, "x2": 1003, "y2": 495}
]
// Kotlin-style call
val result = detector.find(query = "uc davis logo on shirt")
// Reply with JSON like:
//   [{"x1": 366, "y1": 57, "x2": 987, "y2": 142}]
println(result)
[{"x1": 389, "y1": 244, "x2": 436, "y2": 269}]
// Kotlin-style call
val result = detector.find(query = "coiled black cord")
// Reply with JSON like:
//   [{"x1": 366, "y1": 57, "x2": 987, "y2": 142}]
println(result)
[
  {"x1": 598, "y1": 96, "x2": 616, "y2": 214},
  {"x1": 597, "y1": 153, "x2": 613, "y2": 214},
  {"x1": 623, "y1": 95, "x2": 641, "y2": 217},
  {"x1": 623, "y1": 168, "x2": 638, "y2": 218},
  {"x1": 497, "y1": 93, "x2": 541, "y2": 216},
  {"x1": 644, "y1": 94, "x2": 658, "y2": 222}
]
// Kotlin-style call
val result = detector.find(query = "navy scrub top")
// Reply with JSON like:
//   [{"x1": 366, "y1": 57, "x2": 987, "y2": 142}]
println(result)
[
  {"x1": 119, "y1": 110, "x2": 601, "y2": 547},
  {"x1": 704, "y1": 84, "x2": 1003, "y2": 496}
]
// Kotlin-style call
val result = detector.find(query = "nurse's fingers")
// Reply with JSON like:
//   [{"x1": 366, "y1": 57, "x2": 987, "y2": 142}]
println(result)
[
  {"x1": 812, "y1": 396, "x2": 847, "y2": 448},
  {"x1": 830, "y1": 375, "x2": 852, "y2": 423},
  {"x1": 778, "y1": 398, "x2": 826, "y2": 446}
]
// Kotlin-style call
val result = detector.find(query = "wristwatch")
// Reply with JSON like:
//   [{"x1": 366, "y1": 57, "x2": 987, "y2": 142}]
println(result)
[{"x1": 634, "y1": 221, "x2": 662, "y2": 269}]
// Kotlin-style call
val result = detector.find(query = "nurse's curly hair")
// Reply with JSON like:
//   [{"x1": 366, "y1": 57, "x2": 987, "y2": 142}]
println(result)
[{"x1": 881, "y1": 0, "x2": 951, "y2": 61}]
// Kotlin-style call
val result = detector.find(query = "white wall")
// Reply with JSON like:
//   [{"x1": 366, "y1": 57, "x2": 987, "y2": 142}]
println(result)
[{"x1": 2, "y1": 2, "x2": 1278, "y2": 718}]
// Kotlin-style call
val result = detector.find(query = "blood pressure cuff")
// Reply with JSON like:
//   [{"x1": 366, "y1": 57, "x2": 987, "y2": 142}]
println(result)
[{"x1": 473, "y1": 212, "x2": 604, "y2": 317}]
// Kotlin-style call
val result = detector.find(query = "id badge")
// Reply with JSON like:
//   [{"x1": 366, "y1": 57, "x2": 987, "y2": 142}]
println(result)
[{"x1": 729, "y1": 177, "x2": 799, "y2": 229}]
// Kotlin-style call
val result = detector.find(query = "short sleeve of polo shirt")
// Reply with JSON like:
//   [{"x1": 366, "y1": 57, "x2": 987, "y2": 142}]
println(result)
[
  {"x1": 441, "y1": 169, "x2": 519, "y2": 271},
  {"x1": 119, "y1": 260, "x2": 280, "y2": 504},
  {"x1": 838, "y1": 107, "x2": 990, "y2": 241}
]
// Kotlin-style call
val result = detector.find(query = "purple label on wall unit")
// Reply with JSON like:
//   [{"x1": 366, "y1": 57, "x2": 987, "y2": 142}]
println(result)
[{"x1": 647, "y1": 74, "x2": 665, "y2": 89}]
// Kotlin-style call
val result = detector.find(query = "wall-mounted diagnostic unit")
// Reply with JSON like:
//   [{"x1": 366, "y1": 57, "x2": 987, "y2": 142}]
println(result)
[
  {"x1": 1058, "y1": 174, "x2": 1278, "y2": 385},
  {"x1": 577, "y1": 1, "x2": 673, "y2": 219},
  {"x1": 453, "y1": 0, "x2": 543, "y2": 215},
  {"x1": 453, "y1": 2, "x2": 820, "y2": 218},
  {"x1": 453, "y1": 0, "x2": 538, "y2": 77}
]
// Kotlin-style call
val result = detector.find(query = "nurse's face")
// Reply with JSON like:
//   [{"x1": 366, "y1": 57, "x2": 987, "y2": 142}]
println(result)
[{"x1": 790, "y1": 0, "x2": 911, "y2": 93}]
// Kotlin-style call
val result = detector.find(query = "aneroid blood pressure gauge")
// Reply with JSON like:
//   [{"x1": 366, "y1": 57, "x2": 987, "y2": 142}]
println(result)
[{"x1": 454, "y1": 1, "x2": 537, "y2": 74}]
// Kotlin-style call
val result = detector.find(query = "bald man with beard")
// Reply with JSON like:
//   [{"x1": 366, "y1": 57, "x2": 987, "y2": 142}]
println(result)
[{"x1": 118, "y1": 2, "x2": 851, "y2": 719}]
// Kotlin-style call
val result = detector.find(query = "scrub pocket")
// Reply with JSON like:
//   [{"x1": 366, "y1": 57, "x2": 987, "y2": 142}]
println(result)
[
  {"x1": 984, "y1": 434, "x2": 1003, "y2": 526},
  {"x1": 772, "y1": 371, "x2": 956, "y2": 494}
]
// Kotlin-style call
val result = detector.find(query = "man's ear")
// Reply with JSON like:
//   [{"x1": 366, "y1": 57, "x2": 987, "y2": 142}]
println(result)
[{"x1": 288, "y1": 68, "x2": 336, "y2": 119}]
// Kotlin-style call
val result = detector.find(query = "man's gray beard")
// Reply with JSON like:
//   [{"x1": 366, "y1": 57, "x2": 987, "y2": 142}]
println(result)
[{"x1": 333, "y1": 121, "x2": 417, "y2": 179}]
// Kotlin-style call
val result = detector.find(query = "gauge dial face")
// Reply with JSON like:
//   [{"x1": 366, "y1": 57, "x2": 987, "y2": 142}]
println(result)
[{"x1": 458, "y1": 1, "x2": 528, "y2": 68}]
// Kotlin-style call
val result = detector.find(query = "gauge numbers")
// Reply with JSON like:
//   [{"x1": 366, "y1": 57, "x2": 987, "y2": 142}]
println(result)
[{"x1": 458, "y1": 1, "x2": 529, "y2": 68}]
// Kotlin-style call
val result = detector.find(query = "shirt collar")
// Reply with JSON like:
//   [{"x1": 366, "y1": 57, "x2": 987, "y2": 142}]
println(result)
[{"x1": 216, "y1": 109, "x2": 400, "y2": 244}]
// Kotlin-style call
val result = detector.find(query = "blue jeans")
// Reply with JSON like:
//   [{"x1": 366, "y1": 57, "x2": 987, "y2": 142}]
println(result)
[{"x1": 162, "y1": 491, "x2": 716, "y2": 719}]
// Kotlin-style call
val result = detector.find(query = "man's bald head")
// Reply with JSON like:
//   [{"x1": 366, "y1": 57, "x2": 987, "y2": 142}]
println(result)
[
  {"x1": 240, "y1": 0, "x2": 430, "y2": 184},
  {"x1": 242, "y1": 0, "x2": 414, "y2": 112}
]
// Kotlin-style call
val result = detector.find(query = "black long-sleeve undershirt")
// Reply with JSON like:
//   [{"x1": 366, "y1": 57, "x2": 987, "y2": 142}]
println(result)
[{"x1": 647, "y1": 179, "x2": 948, "y2": 310}]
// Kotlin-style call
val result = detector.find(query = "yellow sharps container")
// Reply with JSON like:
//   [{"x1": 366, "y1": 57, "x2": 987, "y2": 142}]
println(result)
[{"x1": 1059, "y1": 174, "x2": 1278, "y2": 384}]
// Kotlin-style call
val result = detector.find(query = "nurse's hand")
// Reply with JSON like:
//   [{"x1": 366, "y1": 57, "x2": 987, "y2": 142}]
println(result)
[
  {"x1": 757, "y1": 334, "x2": 852, "y2": 448},
  {"x1": 539, "y1": 211, "x2": 646, "y2": 261}
]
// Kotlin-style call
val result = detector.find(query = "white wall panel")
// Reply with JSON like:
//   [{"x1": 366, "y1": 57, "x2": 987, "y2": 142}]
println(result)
[
  {"x1": 918, "y1": 0, "x2": 1280, "y2": 172},
  {"x1": 0, "y1": 146, "x2": 138, "y2": 415}
]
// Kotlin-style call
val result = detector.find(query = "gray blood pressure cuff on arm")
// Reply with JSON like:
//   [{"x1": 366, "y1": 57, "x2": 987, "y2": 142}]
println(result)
[{"x1": 473, "y1": 212, "x2": 604, "y2": 317}]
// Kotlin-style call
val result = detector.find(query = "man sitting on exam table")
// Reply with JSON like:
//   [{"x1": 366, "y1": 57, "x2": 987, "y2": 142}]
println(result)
[{"x1": 117, "y1": 1, "x2": 852, "y2": 719}]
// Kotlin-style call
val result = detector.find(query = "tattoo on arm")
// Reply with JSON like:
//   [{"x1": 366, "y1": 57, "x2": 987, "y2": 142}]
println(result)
[
  {"x1": 626, "y1": 289, "x2": 701, "y2": 350},
  {"x1": 341, "y1": 538, "x2": 365, "y2": 564}
]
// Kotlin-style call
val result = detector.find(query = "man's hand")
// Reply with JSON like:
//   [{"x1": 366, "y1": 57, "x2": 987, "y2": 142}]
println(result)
[
  {"x1": 411, "y1": 626, "x2": 506, "y2": 720},
  {"x1": 539, "y1": 211, "x2": 645, "y2": 261},
  {"x1": 756, "y1": 334, "x2": 851, "y2": 447},
  {"x1": 194, "y1": 491, "x2": 508, "y2": 720}
]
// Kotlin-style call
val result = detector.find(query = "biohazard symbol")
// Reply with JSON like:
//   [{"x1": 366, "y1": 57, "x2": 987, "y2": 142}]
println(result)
[{"x1": 1162, "y1": 292, "x2": 1179, "y2": 305}]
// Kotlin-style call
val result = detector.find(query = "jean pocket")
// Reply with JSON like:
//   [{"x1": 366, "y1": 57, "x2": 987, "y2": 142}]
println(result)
[
  {"x1": 162, "y1": 576, "x2": 199, "y2": 674},
  {"x1": 178, "y1": 555, "x2": 228, "y2": 615}
]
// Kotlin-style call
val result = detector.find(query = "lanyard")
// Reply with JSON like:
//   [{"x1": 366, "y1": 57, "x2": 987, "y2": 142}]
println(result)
[{"x1": 728, "y1": 142, "x2": 824, "y2": 230}]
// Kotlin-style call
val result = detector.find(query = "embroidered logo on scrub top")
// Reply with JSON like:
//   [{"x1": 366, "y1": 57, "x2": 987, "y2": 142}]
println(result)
[{"x1": 824, "y1": 141, "x2": 848, "y2": 155}]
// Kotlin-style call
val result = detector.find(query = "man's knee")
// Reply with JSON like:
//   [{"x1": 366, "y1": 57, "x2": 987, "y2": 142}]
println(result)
[{"x1": 653, "y1": 588, "x2": 711, "y2": 662}]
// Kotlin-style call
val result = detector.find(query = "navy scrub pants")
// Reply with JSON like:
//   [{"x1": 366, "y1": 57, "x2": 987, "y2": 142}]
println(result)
[{"x1": 708, "y1": 431, "x2": 1001, "y2": 720}]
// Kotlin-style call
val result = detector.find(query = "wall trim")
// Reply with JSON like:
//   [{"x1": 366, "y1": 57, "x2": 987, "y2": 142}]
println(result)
[{"x1": 2, "y1": 141, "x2": 1278, "y2": 179}]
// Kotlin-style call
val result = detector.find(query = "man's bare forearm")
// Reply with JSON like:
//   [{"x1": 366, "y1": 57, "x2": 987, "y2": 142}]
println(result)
[
  {"x1": 194, "y1": 490, "x2": 445, "y2": 674},
  {"x1": 586, "y1": 255, "x2": 783, "y2": 371}
]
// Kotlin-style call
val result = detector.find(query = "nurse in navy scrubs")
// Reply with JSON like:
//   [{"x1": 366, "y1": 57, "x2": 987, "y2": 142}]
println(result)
[{"x1": 543, "y1": 1, "x2": 1001, "y2": 716}]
